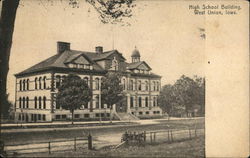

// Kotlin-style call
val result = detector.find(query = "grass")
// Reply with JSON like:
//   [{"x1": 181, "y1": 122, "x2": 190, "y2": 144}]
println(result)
[{"x1": 19, "y1": 136, "x2": 205, "y2": 158}]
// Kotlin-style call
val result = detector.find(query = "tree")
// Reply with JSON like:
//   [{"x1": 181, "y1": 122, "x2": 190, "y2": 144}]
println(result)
[
  {"x1": 56, "y1": 74, "x2": 92, "y2": 124},
  {"x1": 101, "y1": 72, "x2": 124, "y2": 122},
  {"x1": 158, "y1": 75, "x2": 205, "y2": 117},
  {"x1": 0, "y1": 0, "x2": 135, "y2": 117}
]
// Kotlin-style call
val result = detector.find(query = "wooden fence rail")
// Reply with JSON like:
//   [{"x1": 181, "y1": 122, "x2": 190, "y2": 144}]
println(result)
[{"x1": 3, "y1": 135, "x2": 93, "y2": 156}]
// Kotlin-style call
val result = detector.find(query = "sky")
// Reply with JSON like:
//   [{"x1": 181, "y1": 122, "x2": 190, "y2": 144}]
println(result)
[{"x1": 7, "y1": 0, "x2": 205, "y2": 102}]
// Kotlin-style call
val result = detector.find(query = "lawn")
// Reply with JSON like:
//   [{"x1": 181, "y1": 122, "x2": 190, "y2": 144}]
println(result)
[{"x1": 21, "y1": 136, "x2": 205, "y2": 157}]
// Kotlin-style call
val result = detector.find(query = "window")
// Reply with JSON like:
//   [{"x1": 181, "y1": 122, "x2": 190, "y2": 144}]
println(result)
[
  {"x1": 101, "y1": 113, "x2": 104, "y2": 117},
  {"x1": 156, "y1": 82, "x2": 159, "y2": 91},
  {"x1": 19, "y1": 97, "x2": 22, "y2": 108},
  {"x1": 146, "y1": 111, "x2": 149, "y2": 114},
  {"x1": 84, "y1": 114, "x2": 89, "y2": 118},
  {"x1": 138, "y1": 97, "x2": 142, "y2": 107},
  {"x1": 106, "y1": 113, "x2": 110, "y2": 117},
  {"x1": 122, "y1": 78, "x2": 126, "y2": 90},
  {"x1": 95, "y1": 113, "x2": 100, "y2": 117},
  {"x1": 153, "y1": 81, "x2": 156, "y2": 91},
  {"x1": 62, "y1": 115, "x2": 67, "y2": 119},
  {"x1": 27, "y1": 79, "x2": 29, "y2": 90},
  {"x1": 145, "y1": 97, "x2": 148, "y2": 107},
  {"x1": 43, "y1": 76, "x2": 46, "y2": 89},
  {"x1": 145, "y1": 81, "x2": 148, "y2": 91},
  {"x1": 56, "y1": 115, "x2": 61, "y2": 119},
  {"x1": 138, "y1": 80, "x2": 141, "y2": 91},
  {"x1": 19, "y1": 80, "x2": 22, "y2": 91},
  {"x1": 39, "y1": 77, "x2": 42, "y2": 89},
  {"x1": 130, "y1": 80, "x2": 133, "y2": 90},
  {"x1": 23, "y1": 80, "x2": 26, "y2": 91},
  {"x1": 35, "y1": 77, "x2": 38, "y2": 89},
  {"x1": 56, "y1": 75, "x2": 61, "y2": 88},
  {"x1": 153, "y1": 97, "x2": 157, "y2": 107},
  {"x1": 31, "y1": 114, "x2": 34, "y2": 121},
  {"x1": 43, "y1": 96, "x2": 46, "y2": 109},
  {"x1": 95, "y1": 78, "x2": 100, "y2": 90},
  {"x1": 39, "y1": 97, "x2": 42, "y2": 109},
  {"x1": 84, "y1": 77, "x2": 89, "y2": 85},
  {"x1": 26, "y1": 97, "x2": 29, "y2": 108},
  {"x1": 43, "y1": 115, "x2": 46, "y2": 121},
  {"x1": 34, "y1": 97, "x2": 37, "y2": 109},
  {"x1": 131, "y1": 112, "x2": 134, "y2": 115},
  {"x1": 130, "y1": 97, "x2": 134, "y2": 107},
  {"x1": 38, "y1": 114, "x2": 41, "y2": 120},
  {"x1": 22, "y1": 97, "x2": 25, "y2": 108},
  {"x1": 74, "y1": 114, "x2": 80, "y2": 118},
  {"x1": 139, "y1": 112, "x2": 143, "y2": 115},
  {"x1": 95, "y1": 95, "x2": 100, "y2": 109}
]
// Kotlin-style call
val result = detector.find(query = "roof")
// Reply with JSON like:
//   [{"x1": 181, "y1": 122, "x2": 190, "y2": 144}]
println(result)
[
  {"x1": 131, "y1": 48, "x2": 140, "y2": 57},
  {"x1": 15, "y1": 48, "x2": 159, "y2": 78},
  {"x1": 127, "y1": 61, "x2": 152, "y2": 70},
  {"x1": 16, "y1": 49, "x2": 125, "y2": 76}
]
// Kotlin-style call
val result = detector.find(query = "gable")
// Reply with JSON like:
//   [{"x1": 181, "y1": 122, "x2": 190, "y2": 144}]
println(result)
[
  {"x1": 137, "y1": 63, "x2": 150, "y2": 70},
  {"x1": 105, "y1": 51, "x2": 126, "y2": 62},
  {"x1": 73, "y1": 55, "x2": 90, "y2": 65}
]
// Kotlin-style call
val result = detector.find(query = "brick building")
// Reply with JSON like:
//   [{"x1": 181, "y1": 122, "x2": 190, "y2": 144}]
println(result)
[{"x1": 14, "y1": 42, "x2": 162, "y2": 122}]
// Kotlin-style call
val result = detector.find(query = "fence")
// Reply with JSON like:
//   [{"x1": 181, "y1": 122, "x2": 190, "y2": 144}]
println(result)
[
  {"x1": 3, "y1": 134, "x2": 94, "y2": 156},
  {"x1": 121, "y1": 128, "x2": 204, "y2": 145}
]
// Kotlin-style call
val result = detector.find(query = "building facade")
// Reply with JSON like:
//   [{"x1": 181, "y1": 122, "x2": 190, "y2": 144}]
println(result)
[{"x1": 14, "y1": 42, "x2": 162, "y2": 122}]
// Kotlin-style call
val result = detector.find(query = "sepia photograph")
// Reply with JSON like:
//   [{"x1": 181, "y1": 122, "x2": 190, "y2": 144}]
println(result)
[{"x1": 0, "y1": 0, "x2": 248, "y2": 157}]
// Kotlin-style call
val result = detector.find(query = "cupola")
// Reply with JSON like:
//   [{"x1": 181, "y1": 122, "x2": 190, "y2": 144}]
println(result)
[{"x1": 131, "y1": 46, "x2": 140, "y2": 63}]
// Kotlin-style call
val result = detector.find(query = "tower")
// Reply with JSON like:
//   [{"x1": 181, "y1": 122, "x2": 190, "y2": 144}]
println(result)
[{"x1": 131, "y1": 47, "x2": 140, "y2": 63}]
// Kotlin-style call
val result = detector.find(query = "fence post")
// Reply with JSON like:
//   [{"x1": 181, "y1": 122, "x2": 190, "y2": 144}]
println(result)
[
  {"x1": 74, "y1": 137, "x2": 76, "y2": 151},
  {"x1": 167, "y1": 130, "x2": 170, "y2": 142},
  {"x1": 170, "y1": 130, "x2": 173, "y2": 142},
  {"x1": 189, "y1": 128, "x2": 192, "y2": 139},
  {"x1": 150, "y1": 132, "x2": 152, "y2": 143},
  {"x1": 88, "y1": 134, "x2": 92, "y2": 150},
  {"x1": 143, "y1": 131, "x2": 146, "y2": 142},
  {"x1": 48, "y1": 142, "x2": 51, "y2": 154}
]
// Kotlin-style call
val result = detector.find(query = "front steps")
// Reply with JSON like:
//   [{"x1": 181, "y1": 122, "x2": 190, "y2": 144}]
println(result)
[{"x1": 116, "y1": 112, "x2": 139, "y2": 121}]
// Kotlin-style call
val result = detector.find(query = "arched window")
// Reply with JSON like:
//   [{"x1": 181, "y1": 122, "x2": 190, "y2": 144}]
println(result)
[
  {"x1": 145, "y1": 81, "x2": 148, "y2": 91},
  {"x1": 35, "y1": 77, "x2": 38, "y2": 89},
  {"x1": 19, "y1": 97, "x2": 22, "y2": 108},
  {"x1": 23, "y1": 80, "x2": 26, "y2": 91},
  {"x1": 138, "y1": 97, "x2": 142, "y2": 107},
  {"x1": 130, "y1": 96, "x2": 134, "y2": 107},
  {"x1": 43, "y1": 96, "x2": 46, "y2": 109},
  {"x1": 95, "y1": 95, "x2": 100, "y2": 108},
  {"x1": 22, "y1": 97, "x2": 25, "y2": 108},
  {"x1": 122, "y1": 78, "x2": 126, "y2": 90},
  {"x1": 55, "y1": 75, "x2": 61, "y2": 88},
  {"x1": 39, "y1": 77, "x2": 42, "y2": 89},
  {"x1": 130, "y1": 80, "x2": 133, "y2": 91},
  {"x1": 95, "y1": 78, "x2": 100, "y2": 90},
  {"x1": 19, "y1": 80, "x2": 22, "y2": 91},
  {"x1": 34, "y1": 97, "x2": 37, "y2": 109},
  {"x1": 26, "y1": 97, "x2": 29, "y2": 108},
  {"x1": 145, "y1": 97, "x2": 148, "y2": 107},
  {"x1": 43, "y1": 76, "x2": 46, "y2": 89},
  {"x1": 153, "y1": 97, "x2": 157, "y2": 107},
  {"x1": 84, "y1": 77, "x2": 89, "y2": 85},
  {"x1": 39, "y1": 97, "x2": 42, "y2": 109},
  {"x1": 153, "y1": 81, "x2": 156, "y2": 91},
  {"x1": 27, "y1": 79, "x2": 29, "y2": 90},
  {"x1": 138, "y1": 80, "x2": 142, "y2": 91}
]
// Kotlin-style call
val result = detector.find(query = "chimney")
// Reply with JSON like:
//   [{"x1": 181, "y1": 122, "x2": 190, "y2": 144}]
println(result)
[
  {"x1": 95, "y1": 46, "x2": 103, "y2": 53},
  {"x1": 57, "y1": 41, "x2": 70, "y2": 54}
]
